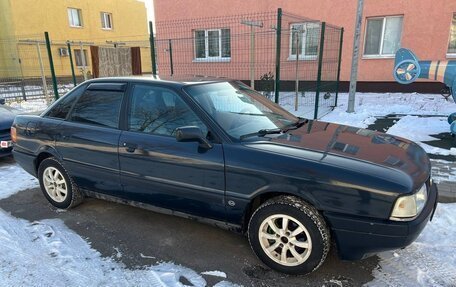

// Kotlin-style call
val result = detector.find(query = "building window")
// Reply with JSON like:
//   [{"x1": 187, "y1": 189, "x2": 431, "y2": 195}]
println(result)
[
  {"x1": 194, "y1": 29, "x2": 230, "y2": 61},
  {"x1": 332, "y1": 142, "x2": 360, "y2": 155},
  {"x1": 289, "y1": 22, "x2": 320, "y2": 60},
  {"x1": 101, "y1": 12, "x2": 113, "y2": 30},
  {"x1": 448, "y1": 14, "x2": 456, "y2": 55},
  {"x1": 74, "y1": 49, "x2": 88, "y2": 67},
  {"x1": 364, "y1": 16, "x2": 403, "y2": 57},
  {"x1": 68, "y1": 8, "x2": 83, "y2": 27}
]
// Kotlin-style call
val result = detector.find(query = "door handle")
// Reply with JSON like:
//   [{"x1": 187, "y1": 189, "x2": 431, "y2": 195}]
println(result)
[{"x1": 122, "y1": 142, "x2": 138, "y2": 153}]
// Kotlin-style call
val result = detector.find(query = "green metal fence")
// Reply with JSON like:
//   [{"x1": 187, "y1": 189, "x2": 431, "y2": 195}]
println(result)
[
  {"x1": 153, "y1": 9, "x2": 344, "y2": 118},
  {"x1": 0, "y1": 9, "x2": 343, "y2": 119}
]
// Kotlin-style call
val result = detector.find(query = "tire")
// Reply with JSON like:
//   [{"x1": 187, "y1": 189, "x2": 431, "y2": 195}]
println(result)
[
  {"x1": 248, "y1": 196, "x2": 330, "y2": 275},
  {"x1": 37, "y1": 157, "x2": 83, "y2": 209}
]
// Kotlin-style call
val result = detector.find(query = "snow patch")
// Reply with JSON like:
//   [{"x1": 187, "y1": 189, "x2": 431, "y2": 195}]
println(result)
[
  {"x1": 201, "y1": 270, "x2": 227, "y2": 278},
  {"x1": 0, "y1": 209, "x2": 239, "y2": 287},
  {"x1": 140, "y1": 253, "x2": 156, "y2": 259},
  {"x1": 0, "y1": 162, "x2": 38, "y2": 200},
  {"x1": 8, "y1": 99, "x2": 48, "y2": 114},
  {"x1": 113, "y1": 247, "x2": 122, "y2": 259},
  {"x1": 386, "y1": 116, "x2": 452, "y2": 155},
  {"x1": 366, "y1": 203, "x2": 456, "y2": 287}
]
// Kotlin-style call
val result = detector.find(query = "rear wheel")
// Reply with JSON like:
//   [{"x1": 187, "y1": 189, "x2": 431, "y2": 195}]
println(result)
[
  {"x1": 38, "y1": 157, "x2": 83, "y2": 209},
  {"x1": 248, "y1": 196, "x2": 330, "y2": 275}
]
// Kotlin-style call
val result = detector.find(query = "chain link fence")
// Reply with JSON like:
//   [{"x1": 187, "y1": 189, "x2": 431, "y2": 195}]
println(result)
[
  {"x1": 0, "y1": 9, "x2": 343, "y2": 119},
  {"x1": 153, "y1": 9, "x2": 343, "y2": 118}
]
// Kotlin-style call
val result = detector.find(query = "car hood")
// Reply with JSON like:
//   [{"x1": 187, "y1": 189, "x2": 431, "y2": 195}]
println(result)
[
  {"x1": 249, "y1": 120, "x2": 430, "y2": 190},
  {"x1": 0, "y1": 106, "x2": 17, "y2": 130}
]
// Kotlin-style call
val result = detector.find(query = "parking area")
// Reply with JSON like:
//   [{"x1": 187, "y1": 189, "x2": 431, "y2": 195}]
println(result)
[{"x1": 0, "y1": 157, "x2": 378, "y2": 287}]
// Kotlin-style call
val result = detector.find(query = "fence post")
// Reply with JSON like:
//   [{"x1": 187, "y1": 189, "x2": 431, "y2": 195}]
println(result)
[
  {"x1": 44, "y1": 32, "x2": 59, "y2": 100},
  {"x1": 334, "y1": 27, "x2": 344, "y2": 107},
  {"x1": 35, "y1": 42, "x2": 49, "y2": 103},
  {"x1": 67, "y1": 41, "x2": 77, "y2": 87},
  {"x1": 168, "y1": 39, "x2": 173, "y2": 76},
  {"x1": 274, "y1": 8, "x2": 282, "y2": 104},
  {"x1": 314, "y1": 22, "x2": 326, "y2": 120},
  {"x1": 149, "y1": 21, "x2": 157, "y2": 75},
  {"x1": 294, "y1": 27, "x2": 301, "y2": 111}
]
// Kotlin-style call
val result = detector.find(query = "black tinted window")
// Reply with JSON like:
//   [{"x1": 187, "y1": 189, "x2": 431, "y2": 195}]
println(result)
[
  {"x1": 129, "y1": 85, "x2": 207, "y2": 136},
  {"x1": 70, "y1": 89, "x2": 123, "y2": 128},
  {"x1": 46, "y1": 84, "x2": 85, "y2": 119}
]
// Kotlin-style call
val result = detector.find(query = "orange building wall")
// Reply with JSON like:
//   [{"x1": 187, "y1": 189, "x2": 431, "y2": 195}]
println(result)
[{"x1": 154, "y1": 0, "x2": 456, "y2": 83}]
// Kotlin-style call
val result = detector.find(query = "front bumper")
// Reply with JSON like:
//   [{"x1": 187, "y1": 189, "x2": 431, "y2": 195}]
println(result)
[{"x1": 325, "y1": 182, "x2": 438, "y2": 260}]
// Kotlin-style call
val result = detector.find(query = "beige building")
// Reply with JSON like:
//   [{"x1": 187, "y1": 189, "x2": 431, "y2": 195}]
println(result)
[{"x1": 0, "y1": 0, "x2": 149, "y2": 79}]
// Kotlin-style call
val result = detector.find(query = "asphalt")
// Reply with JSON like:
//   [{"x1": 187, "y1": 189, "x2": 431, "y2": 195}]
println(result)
[{"x1": 0, "y1": 185, "x2": 378, "y2": 287}]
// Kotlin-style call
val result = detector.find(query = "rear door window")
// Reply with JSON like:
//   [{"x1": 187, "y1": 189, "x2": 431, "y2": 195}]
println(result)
[
  {"x1": 45, "y1": 84, "x2": 86, "y2": 119},
  {"x1": 69, "y1": 89, "x2": 124, "y2": 129}
]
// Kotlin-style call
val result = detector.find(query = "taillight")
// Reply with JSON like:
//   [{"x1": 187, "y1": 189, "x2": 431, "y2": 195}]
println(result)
[{"x1": 11, "y1": 126, "x2": 17, "y2": 143}]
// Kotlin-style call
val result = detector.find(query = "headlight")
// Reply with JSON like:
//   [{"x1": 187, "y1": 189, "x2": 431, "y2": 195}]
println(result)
[{"x1": 390, "y1": 184, "x2": 428, "y2": 221}]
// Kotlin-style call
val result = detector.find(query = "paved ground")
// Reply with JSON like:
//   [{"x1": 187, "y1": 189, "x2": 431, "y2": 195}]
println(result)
[
  {"x1": 0, "y1": 163, "x2": 378, "y2": 286},
  {"x1": 430, "y1": 159, "x2": 456, "y2": 202}
]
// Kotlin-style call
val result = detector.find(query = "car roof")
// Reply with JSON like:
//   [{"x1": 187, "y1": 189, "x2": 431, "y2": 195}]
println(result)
[{"x1": 85, "y1": 75, "x2": 233, "y2": 88}]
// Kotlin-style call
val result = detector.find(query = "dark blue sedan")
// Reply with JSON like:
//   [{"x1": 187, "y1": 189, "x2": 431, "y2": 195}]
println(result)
[{"x1": 12, "y1": 76, "x2": 438, "y2": 274}]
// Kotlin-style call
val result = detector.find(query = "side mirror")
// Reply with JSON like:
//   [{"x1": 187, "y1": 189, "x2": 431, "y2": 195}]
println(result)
[
  {"x1": 175, "y1": 126, "x2": 213, "y2": 149},
  {"x1": 0, "y1": 98, "x2": 5, "y2": 105}
]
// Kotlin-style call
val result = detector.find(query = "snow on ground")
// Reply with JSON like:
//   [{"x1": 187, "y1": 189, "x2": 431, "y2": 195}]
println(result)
[
  {"x1": 0, "y1": 163, "x2": 38, "y2": 200},
  {"x1": 0, "y1": 163, "x2": 239, "y2": 287},
  {"x1": 201, "y1": 271, "x2": 227, "y2": 278},
  {"x1": 8, "y1": 99, "x2": 48, "y2": 114},
  {"x1": 322, "y1": 92, "x2": 455, "y2": 128},
  {"x1": 366, "y1": 203, "x2": 456, "y2": 287},
  {"x1": 387, "y1": 115, "x2": 456, "y2": 156}
]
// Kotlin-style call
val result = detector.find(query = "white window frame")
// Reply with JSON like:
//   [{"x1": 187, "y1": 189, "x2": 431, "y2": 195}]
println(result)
[
  {"x1": 446, "y1": 13, "x2": 456, "y2": 58},
  {"x1": 288, "y1": 22, "x2": 320, "y2": 61},
  {"x1": 101, "y1": 12, "x2": 113, "y2": 30},
  {"x1": 68, "y1": 8, "x2": 83, "y2": 28},
  {"x1": 74, "y1": 49, "x2": 89, "y2": 67},
  {"x1": 363, "y1": 15, "x2": 403, "y2": 59},
  {"x1": 193, "y1": 29, "x2": 231, "y2": 62}
]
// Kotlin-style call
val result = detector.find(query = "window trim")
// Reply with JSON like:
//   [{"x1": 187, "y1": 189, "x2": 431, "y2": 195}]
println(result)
[
  {"x1": 446, "y1": 13, "x2": 456, "y2": 58},
  {"x1": 287, "y1": 22, "x2": 319, "y2": 61},
  {"x1": 362, "y1": 15, "x2": 403, "y2": 59},
  {"x1": 101, "y1": 12, "x2": 113, "y2": 30},
  {"x1": 193, "y1": 28, "x2": 231, "y2": 62},
  {"x1": 68, "y1": 7, "x2": 83, "y2": 28},
  {"x1": 74, "y1": 49, "x2": 89, "y2": 67}
]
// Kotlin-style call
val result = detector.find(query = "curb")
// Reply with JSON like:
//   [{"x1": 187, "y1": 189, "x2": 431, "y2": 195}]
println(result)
[{"x1": 437, "y1": 181, "x2": 456, "y2": 203}]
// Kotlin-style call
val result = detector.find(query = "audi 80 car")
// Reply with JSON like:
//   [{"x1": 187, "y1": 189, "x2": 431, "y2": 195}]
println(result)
[{"x1": 12, "y1": 76, "x2": 438, "y2": 274}]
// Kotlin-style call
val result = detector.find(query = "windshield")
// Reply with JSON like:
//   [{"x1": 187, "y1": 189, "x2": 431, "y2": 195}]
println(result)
[{"x1": 184, "y1": 81, "x2": 299, "y2": 140}]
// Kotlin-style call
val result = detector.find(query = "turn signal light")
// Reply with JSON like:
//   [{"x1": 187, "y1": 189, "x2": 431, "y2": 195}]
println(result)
[{"x1": 11, "y1": 126, "x2": 17, "y2": 143}]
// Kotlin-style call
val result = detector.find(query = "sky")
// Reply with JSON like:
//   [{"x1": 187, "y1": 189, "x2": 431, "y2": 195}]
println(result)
[{"x1": 137, "y1": 0, "x2": 155, "y2": 28}]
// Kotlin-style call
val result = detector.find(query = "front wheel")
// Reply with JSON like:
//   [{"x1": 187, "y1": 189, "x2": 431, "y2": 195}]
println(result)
[
  {"x1": 38, "y1": 157, "x2": 83, "y2": 209},
  {"x1": 248, "y1": 196, "x2": 330, "y2": 275}
]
